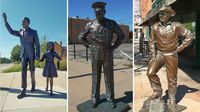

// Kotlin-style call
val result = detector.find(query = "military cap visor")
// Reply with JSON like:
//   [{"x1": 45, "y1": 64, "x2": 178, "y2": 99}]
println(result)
[{"x1": 94, "y1": 8, "x2": 104, "y2": 11}]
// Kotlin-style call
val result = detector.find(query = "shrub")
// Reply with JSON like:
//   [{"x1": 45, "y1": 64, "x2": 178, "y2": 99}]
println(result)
[
  {"x1": 35, "y1": 60, "x2": 45, "y2": 68},
  {"x1": 3, "y1": 64, "x2": 21, "y2": 73},
  {"x1": 59, "y1": 60, "x2": 67, "y2": 71}
]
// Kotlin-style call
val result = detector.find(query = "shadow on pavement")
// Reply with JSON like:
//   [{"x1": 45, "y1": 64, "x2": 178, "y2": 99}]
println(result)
[
  {"x1": 95, "y1": 91, "x2": 132, "y2": 111},
  {"x1": 162, "y1": 85, "x2": 199, "y2": 103},
  {"x1": 115, "y1": 91, "x2": 133, "y2": 111},
  {"x1": 178, "y1": 56, "x2": 200, "y2": 83},
  {"x1": 116, "y1": 91, "x2": 133, "y2": 104},
  {"x1": 0, "y1": 87, "x2": 67, "y2": 99}
]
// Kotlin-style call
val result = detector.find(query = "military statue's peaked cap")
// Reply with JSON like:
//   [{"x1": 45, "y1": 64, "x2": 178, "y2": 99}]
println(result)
[{"x1": 92, "y1": 2, "x2": 106, "y2": 11}]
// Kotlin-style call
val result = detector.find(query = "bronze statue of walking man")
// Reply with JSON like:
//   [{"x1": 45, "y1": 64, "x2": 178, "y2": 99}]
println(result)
[
  {"x1": 2, "y1": 13, "x2": 40, "y2": 99},
  {"x1": 146, "y1": 5, "x2": 193, "y2": 110},
  {"x1": 79, "y1": 2, "x2": 125, "y2": 108}
]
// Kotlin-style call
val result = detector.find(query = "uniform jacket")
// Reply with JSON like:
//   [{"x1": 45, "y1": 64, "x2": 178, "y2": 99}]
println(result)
[{"x1": 79, "y1": 18, "x2": 125, "y2": 49}]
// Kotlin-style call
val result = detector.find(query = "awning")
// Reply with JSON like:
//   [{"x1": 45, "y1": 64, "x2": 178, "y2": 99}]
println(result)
[
  {"x1": 139, "y1": 9, "x2": 159, "y2": 26},
  {"x1": 134, "y1": 26, "x2": 143, "y2": 29}
]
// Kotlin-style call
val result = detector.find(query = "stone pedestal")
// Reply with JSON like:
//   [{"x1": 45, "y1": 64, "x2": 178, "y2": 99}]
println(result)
[
  {"x1": 139, "y1": 99, "x2": 187, "y2": 112},
  {"x1": 77, "y1": 94, "x2": 129, "y2": 112}
]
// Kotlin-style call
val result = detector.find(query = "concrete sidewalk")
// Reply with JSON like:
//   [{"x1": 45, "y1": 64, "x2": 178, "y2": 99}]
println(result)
[
  {"x1": 68, "y1": 58, "x2": 133, "y2": 112},
  {"x1": 0, "y1": 68, "x2": 67, "y2": 112}
]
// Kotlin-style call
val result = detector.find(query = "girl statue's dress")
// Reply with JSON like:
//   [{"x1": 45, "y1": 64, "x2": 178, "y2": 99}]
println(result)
[{"x1": 40, "y1": 51, "x2": 62, "y2": 77}]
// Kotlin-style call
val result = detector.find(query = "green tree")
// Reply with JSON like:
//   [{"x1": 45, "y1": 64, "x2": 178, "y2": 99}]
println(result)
[
  {"x1": 184, "y1": 22, "x2": 192, "y2": 31},
  {"x1": 10, "y1": 45, "x2": 20, "y2": 62},
  {"x1": 0, "y1": 57, "x2": 11, "y2": 63},
  {"x1": 40, "y1": 36, "x2": 48, "y2": 54}
]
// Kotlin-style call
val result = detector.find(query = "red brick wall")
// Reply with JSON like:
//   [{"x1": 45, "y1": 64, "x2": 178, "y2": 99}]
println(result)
[
  {"x1": 68, "y1": 18, "x2": 130, "y2": 44},
  {"x1": 140, "y1": 0, "x2": 152, "y2": 18}
]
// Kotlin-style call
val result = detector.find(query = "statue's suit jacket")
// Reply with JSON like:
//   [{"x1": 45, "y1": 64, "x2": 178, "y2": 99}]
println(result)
[{"x1": 5, "y1": 22, "x2": 40, "y2": 60}]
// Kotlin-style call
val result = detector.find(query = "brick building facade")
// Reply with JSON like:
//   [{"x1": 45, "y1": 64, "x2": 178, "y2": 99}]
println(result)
[{"x1": 68, "y1": 17, "x2": 130, "y2": 44}]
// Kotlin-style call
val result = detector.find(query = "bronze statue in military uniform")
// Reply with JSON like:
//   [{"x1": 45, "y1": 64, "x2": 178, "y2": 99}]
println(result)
[
  {"x1": 146, "y1": 6, "x2": 193, "y2": 110},
  {"x1": 79, "y1": 2, "x2": 125, "y2": 108}
]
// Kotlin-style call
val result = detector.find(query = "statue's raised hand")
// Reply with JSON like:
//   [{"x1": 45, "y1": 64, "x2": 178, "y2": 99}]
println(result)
[{"x1": 2, "y1": 12, "x2": 7, "y2": 22}]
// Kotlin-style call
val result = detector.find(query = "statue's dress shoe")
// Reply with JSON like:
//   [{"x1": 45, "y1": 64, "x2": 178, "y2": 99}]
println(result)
[
  {"x1": 31, "y1": 85, "x2": 35, "y2": 92},
  {"x1": 17, "y1": 93, "x2": 26, "y2": 99},
  {"x1": 92, "y1": 101, "x2": 99, "y2": 108},
  {"x1": 109, "y1": 100, "x2": 116, "y2": 108}
]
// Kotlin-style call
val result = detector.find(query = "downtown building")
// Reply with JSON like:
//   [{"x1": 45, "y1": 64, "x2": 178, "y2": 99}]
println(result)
[
  {"x1": 139, "y1": 0, "x2": 200, "y2": 65},
  {"x1": 68, "y1": 17, "x2": 131, "y2": 44}
]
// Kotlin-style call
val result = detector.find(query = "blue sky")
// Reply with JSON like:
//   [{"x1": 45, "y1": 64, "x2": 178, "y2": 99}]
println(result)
[
  {"x1": 69, "y1": 0, "x2": 133, "y2": 30},
  {"x1": 0, "y1": 0, "x2": 66, "y2": 58},
  {"x1": 0, "y1": 0, "x2": 133, "y2": 58}
]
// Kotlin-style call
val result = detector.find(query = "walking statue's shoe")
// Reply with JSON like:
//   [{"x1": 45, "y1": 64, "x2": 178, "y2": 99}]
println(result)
[
  {"x1": 31, "y1": 85, "x2": 35, "y2": 92},
  {"x1": 147, "y1": 91, "x2": 162, "y2": 100},
  {"x1": 17, "y1": 93, "x2": 26, "y2": 99},
  {"x1": 49, "y1": 90, "x2": 54, "y2": 96},
  {"x1": 45, "y1": 87, "x2": 48, "y2": 91},
  {"x1": 17, "y1": 89, "x2": 26, "y2": 99}
]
